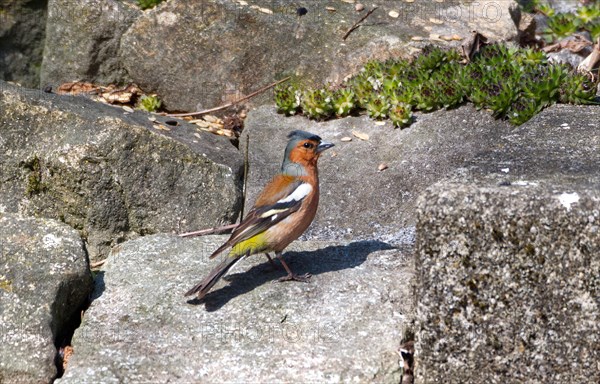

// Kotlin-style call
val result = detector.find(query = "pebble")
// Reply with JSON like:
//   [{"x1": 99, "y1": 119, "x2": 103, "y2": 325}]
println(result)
[
  {"x1": 122, "y1": 106, "x2": 134, "y2": 113},
  {"x1": 326, "y1": 6, "x2": 336, "y2": 12},
  {"x1": 355, "y1": 3, "x2": 364, "y2": 11},
  {"x1": 411, "y1": 36, "x2": 424, "y2": 41},
  {"x1": 341, "y1": 137, "x2": 352, "y2": 142},
  {"x1": 378, "y1": 163, "x2": 389, "y2": 172},
  {"x1": 429, "y1": 17, "x2": 444, "y2": 24},
  {"x1": 259, "y1": 7, "x2": 273, "y2": 14},
  {"x1": 389, "y1": 10, "x2": 399, "y2": 18},
  {"x1": 341, "y1": 0, "x2": 355, "y2": 3}
]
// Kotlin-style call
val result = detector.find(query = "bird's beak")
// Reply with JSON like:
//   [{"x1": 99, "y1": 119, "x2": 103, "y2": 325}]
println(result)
[{"x1": 316, "y1": 141, "x2": 334, "y2": 153}]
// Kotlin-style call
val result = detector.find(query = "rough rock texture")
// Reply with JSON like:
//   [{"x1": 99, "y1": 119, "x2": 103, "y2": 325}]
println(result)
[
  {"x1": 41, "y1": 0, "x2": 519, "y2": 111},
  {"x1": 242, "y1": 104, "x2": 513, "y2": 243},
  {"x1": 40, "y1": 0, "x2": 140, "y2": 88},
  {"x1": 455, "y1": 103, "x2": 600, "y2": 188},
  {"x1": 0, "y1": 0, "x2": 47, "y2": 87},
  {"x1": 414, "y1": 182, "x2": 600, "y2": 384},
  {"x1": 56, "y1": 234, "x2": 413, "y2": 383},
  {"x1": 0, "y1": 213, "x2": 93, "y2": 384},
  {"x1": 0, "y1": 81, "x2": 243, "y2": 261}
]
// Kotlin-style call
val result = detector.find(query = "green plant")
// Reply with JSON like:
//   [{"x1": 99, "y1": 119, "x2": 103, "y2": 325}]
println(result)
[
  {"x1": 544, "y1": 12, "x2": 580, "y2": 42},
  {"x1": 586, "y1": 20, "x2": 600, "y2": 40},
  {"x1": 576, "y1": 4, "x2": 600, "y2": 24},
  {"x1": 522, "y1": 64, "x2": 568, "y2": 109},
  {"x1": 274, "y1": 83, "x2": 302, "y2": 116},
  {"x1": 137, "y1": 0, "x2": 165, "y2": 10},
  {"x1": 559, "y1": 72, "x2": 598, "y2": 105},
  {"x1": 388, "y1": 103, "x2": 413, "y2": 128},
  {"x1": 535, "y1": 1, "x2": 555, "y2": 17},
  {"x1": 274, "y1": 42, "x2": 598, "y2": 127},
  {"x1": 138, "y1": 95, "x2": 162, "y2": 112},
  {"x1": 332, "y1": 88, "x2": 357, "y2": 117},
  {"x1": 366, "y1": 95, "x2": 390, "y2": 119},
  {"x1": 300, "y1": 88, "x2": 333, "y2": 120},
  {"x1": 508, "y1": 97, "x2": 541, "y2": 125}
]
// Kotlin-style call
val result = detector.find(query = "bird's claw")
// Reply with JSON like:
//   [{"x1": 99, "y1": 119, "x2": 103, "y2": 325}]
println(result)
[{"x1": 277, "y1": 273, "x2": 312, "y2": 283}]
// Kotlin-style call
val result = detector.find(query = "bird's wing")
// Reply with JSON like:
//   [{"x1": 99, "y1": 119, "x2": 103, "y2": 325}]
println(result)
[{"x1": 209, "y1": 180, "x2": 312, "y2": 258}]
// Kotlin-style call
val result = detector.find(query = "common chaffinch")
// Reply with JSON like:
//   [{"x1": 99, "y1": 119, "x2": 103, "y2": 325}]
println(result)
[{"x1": 185, "y1": 130, "x2": 334, "y2": 299}]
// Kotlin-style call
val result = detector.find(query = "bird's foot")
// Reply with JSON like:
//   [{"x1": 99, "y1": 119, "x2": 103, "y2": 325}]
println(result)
[{"x1": 277, "y1": 273, "x2": 312, "y2": 283}]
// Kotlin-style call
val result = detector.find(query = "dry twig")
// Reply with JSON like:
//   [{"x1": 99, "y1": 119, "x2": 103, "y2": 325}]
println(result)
[
  {"x1": 342, "y1": 7, "x2": 378, "y2": 40},
  {"x1": 167, "y1": 77, "x2": 291, "y2": 118},
  {"x1": 577, "y1": 37, "x2": 600, "y2": 78},
  {"x1": 179, "y1": 223, "x2": 238, "y2": 238}
]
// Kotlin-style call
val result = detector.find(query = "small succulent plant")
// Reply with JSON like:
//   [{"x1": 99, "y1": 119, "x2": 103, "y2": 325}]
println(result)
[
  {"x1": 559, "y1": 72, "x2": 598, "y2": 105},
  {"x1": 516, "y1": 48, "x2": 548, "y2": 67},
  {"x1": 414, "y1": 46, "x2": 451, "y2": 74},
  {"x1": 522, "y1": 64, "x2": 567, "y2": 109},
  {"x1": 388, "y1": 103, "x2": 413, "y2": 128},
  {"x1": 332, "y1": 88, "x2": 357, "y2": 117},
  {"x1": 508, "y1": 97, "x2": 541, "y2": 125},
  {"x1": 576, "y1": 4, "x2": 600, "y2": 24},
  {"x1": 274, "y1": 41, "x2": 598, "y2": 127},
  {"x1": 300, "y1": 88, "x2": 333, "y2": 120},
  {"x1": 274, "y1": 84, "x2": 302, "y2": 116},
  {"x1": 544, "y1": 13, "x2": 580, "y2": 42},
  {"x1": 586, "y1": 20, "x2": 600, "y2": 40},
  {"x1": 366, "y1": 95, "x2": 390, "y2": 119},
  {"x1": 138, "y1": 94, "x2": 162, "y2": 112}
]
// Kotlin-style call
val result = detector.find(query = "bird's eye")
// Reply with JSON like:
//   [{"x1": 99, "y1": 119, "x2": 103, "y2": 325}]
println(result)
[{"x1": 303, "y1": 142, "x2": 314, "y2": 149}]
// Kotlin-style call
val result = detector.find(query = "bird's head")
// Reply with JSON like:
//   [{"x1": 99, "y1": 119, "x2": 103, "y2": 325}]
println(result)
[{"x1": 281, "y1": 130, "x2": 334, "y2": 176}]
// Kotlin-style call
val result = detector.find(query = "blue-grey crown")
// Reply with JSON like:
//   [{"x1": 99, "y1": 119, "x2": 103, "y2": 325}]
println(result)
[{"x1": 287, "y1": 130, "x2": 322, "y2": 143}]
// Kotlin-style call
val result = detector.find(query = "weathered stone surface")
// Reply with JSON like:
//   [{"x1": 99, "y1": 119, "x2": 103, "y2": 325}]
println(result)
[
  {"x1": 455, "y1": 103, "x2": 600, "y2": 188},
  {"x1": 57, "y1": 234, "x2": 413, "y2": 383},
  {"x1": 40, "y1": 0, "x2": 140, "y2": 88},
  {"x1": 40, "y1": 0, "x2": 518, "y2": 111},
  {"x1": 0, "y1": 213, "x2": 93, "y2": 384},
  {"x1": 0, "y1": 0, "x2": 47, "y2": 88},
  {"x1": 414, "y1": 182, "x2": 600, "y2": 383},
  {"x1": 242, "y1": 104, "x2": 513, "y2": 243},
  {"x1": 0, "y1": 81, "x2": 243, "y2": 261}
]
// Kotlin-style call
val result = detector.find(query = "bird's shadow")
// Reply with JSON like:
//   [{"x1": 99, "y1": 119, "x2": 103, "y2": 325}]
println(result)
[{"x1": 186, "y1": 240, "x2": 395, "y2": 311}]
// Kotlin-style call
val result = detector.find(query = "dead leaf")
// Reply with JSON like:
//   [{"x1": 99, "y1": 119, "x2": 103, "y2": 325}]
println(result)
[
  {"x1": 190, "y1": 119, "x2": 211, "y2": 128},
  {"x1": 203, "y1": 114, "x2": 223, "y2": 124},
  {"x1": 543, "y1": 35, "x2": 593, "y2": 54},
  {"x1": 56, "y1": 82, "x2": 98, "y2": 95},
  {"x1": 462, "y1": 31, "x2": 490, "y2": 62},
  {"x1": 352, "y1": 130, "x2": 369, "y2": 141}
]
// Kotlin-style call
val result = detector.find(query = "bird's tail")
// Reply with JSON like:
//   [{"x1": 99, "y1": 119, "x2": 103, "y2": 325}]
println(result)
[{"x1": 184, "y1": 256, "x2": 242, "y2": 299}]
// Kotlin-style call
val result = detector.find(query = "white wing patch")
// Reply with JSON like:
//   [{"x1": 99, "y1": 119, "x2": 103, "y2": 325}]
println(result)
[
  {"x1": 259, "y1": 209, "x2": 287, "y2": 218},
  {"x1": 279, "y1": 183, "x2": 312, "y2": 203}
]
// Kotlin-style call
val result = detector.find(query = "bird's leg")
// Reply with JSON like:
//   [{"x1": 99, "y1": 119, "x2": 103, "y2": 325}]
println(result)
[
  {"x1": 264, "y1": 253, "x2": 279, "y2": 269},
  {"x1": 275, "y1": 251, "x2": 311, "y2": 283}
]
